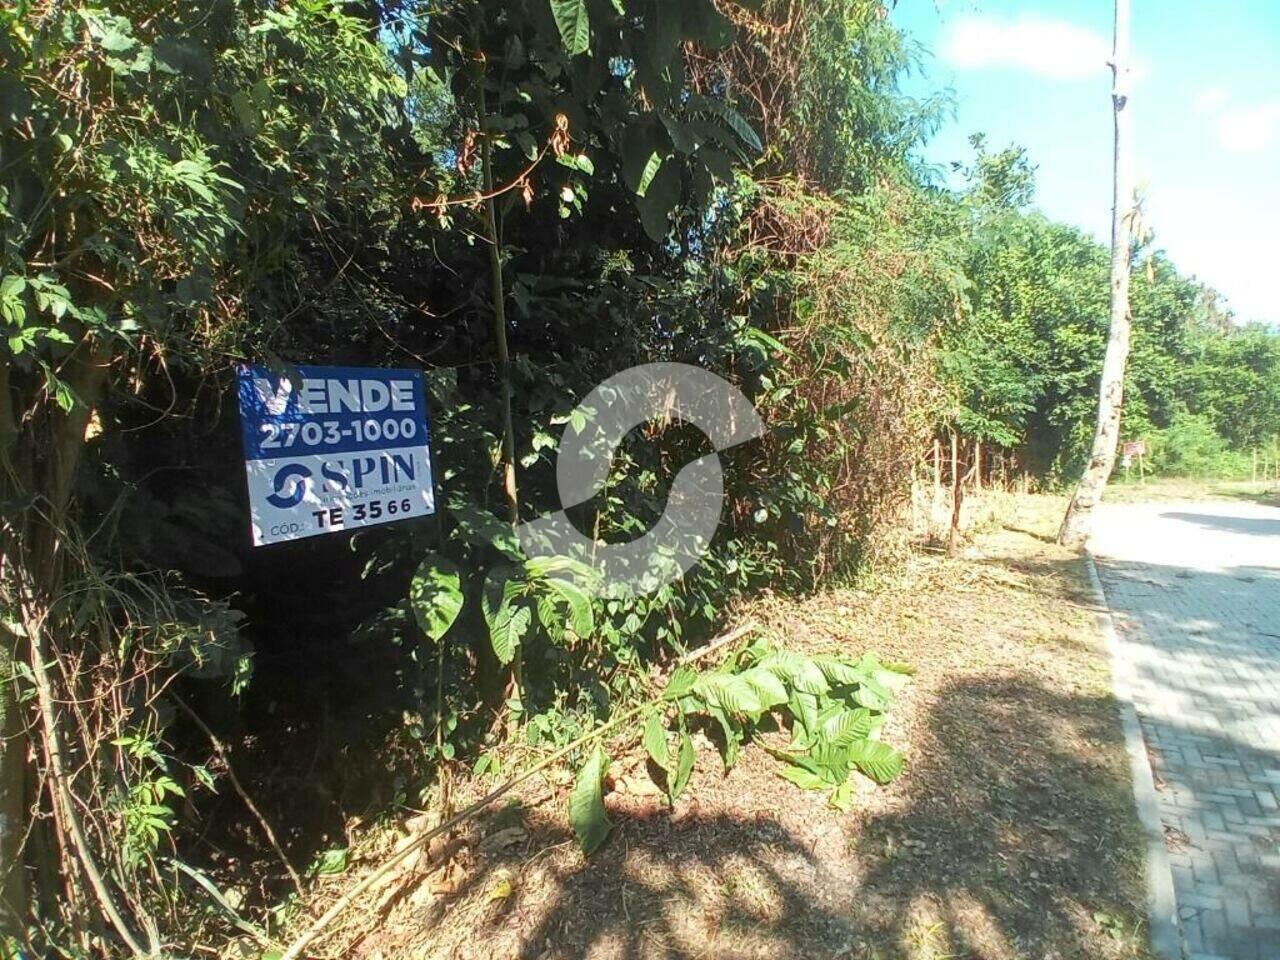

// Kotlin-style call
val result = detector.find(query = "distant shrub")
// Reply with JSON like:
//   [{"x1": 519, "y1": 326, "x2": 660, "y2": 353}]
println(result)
[{"x1": 1143, "y1": 412, "x2": 1251, "y2": 478}]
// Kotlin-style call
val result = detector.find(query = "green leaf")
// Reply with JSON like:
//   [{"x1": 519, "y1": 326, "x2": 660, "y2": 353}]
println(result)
[
  {"x1": 193, "y1": 765, "x2": 217, "y2": 792},
  {"x1": 482, "y1": 570, "x2": 530, "y2": 665},
  {"x1": 643, "y1": 712, "x2": 669, "y2": 769},
  {"x1": 515, "y1": 131, "x2": 539, "y2": 159},
  {"x1": 854, "y1": 682, "x2": 890, "y2": 711},
  {"x1": 569, "y1": 744, "x2": 612, "y2": 854},
  {"x1": 811, "y1": 654, "x2": 864, "y2": 686},
  {"x1": 663, "y1": 665, "x2": 697, "y2": 700},
  {"x1": 758, "y1": 651, "x2": 830, "y2": 696},
  {"x1": 691, "y1": 95, "x2": 763, "y2": 153},
  {"x1": 523, "y1": 554, "x2": 594, "y2": 580},
  {"x1": 660, "y1": 111, "x2": 701, "y2": 154},
  {"x1": 699, "y1": 147, "x2": 735, "y2": 182},
  {"x1": 707, "y1": 705, "x2": 742, "y2": 770},
  {"x1": 447, "y1": 497, "x2": 523, "y2": 559},
  {"x1": 621, "y1": 123, "x2": 662, "y2": 193},
  {"x1": 846, "y1": 740, "x2": 904, "y2": 784},
  {"x1": 152, "y1": 36, "x2": 211, "y2": 82},
  {"x1": 670, "y1": 731, "x2": 695, "y2": 801},
  {"x1": 311, "y1": 848, "x2": 348, "y2": 876},
  {"x1": 636, "y1": 158, "x2": 681, "y2": 242},
  {"x1": 481, "y1": 568, "x2": 520, "y2": 626},
  {"x1": 409, "y1": 554, "x2": 464, "y2": 641},
  {"x1": 739, "y1": 667, "x2": 788, "y2": 711},
  {"x1": 856, "y1": 651, "x2": 912, "y2": 691},
  {"x1": 778, "y1": 764, "x2": 828, "y2": 791},
  {"x1": 787, "y1": 689, "x2": 819, "y2": 744},
  {"x1": 692, "y1": 673, "x2": 761, "y2": 717},
  {"x1": 549, "y1": 0, "x2": 590, "y2": 56},
  {"x1": 720, "y1": 105, "x2": 763, "y2": 153},
  {"x1": 829, "y1": 781, "x2": 855, "y2": 812},
  {"x1": 557, "y1": 153, "x2": 595, "y2": 176},
  {"x1": 821, "y1": 707, "x2": 874, "y2": 748},
  {"x1": 0, "y1": 276, "x2": 25, "y2": 298},
  {"x1": 535, "y1": 591, "x2": 565, "y2": 642},
  {"x1": 498, "y1": 604, "x2": 531, "y2": 664},
  {"x1": 542, "y1": 575, "x2": 593, "y2": 637},
  {"x1": 635, "y1": 151, "x2": 663, "y2": 197},
  {"x1": 54, "y1": 382, "x2": 74, "y2": 412},
  {"x1": 230, "y1": 91, "x2": 262, "y2": 135}
]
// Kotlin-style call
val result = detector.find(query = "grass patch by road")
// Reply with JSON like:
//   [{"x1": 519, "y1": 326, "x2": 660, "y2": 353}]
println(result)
[
  {"x1": 1104, "y1": 476, "x2": 1280, "y2": 506},
  {"x1": 303, "y1": 494, "x2": 1153, "y2": 960}
]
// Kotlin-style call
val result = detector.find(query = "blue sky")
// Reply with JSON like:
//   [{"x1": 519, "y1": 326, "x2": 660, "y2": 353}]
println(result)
[{"x1": 891, "y1": 0, "x2": 1280, "y2": 325}]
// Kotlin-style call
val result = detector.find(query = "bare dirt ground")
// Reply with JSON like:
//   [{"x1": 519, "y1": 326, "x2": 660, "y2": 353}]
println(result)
[
  {"x1": 305, "y1": 494, "x2": 1153, "y2": 960},
  {"x1": 1102, "y1": 477, "x2": 1280, "y2": 506}
]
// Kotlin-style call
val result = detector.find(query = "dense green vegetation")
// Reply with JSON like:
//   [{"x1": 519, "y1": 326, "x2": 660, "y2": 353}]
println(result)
[
  {"x1": 938, "y1": 135, "x2": 1280, "y2": 483},
  {"x1": 1, "y1": 0, "x2": 1277, "y2": 956}
]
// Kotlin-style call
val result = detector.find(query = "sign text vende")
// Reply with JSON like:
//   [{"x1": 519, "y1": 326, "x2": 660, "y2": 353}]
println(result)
[{"x1": 237, "y1": 364, "x2": 436, "y2": 546}]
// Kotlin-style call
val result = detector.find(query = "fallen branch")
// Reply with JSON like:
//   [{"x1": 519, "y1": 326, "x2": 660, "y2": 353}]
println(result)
[
  {"x1": 676, "y1": 621, "x2": 757, "y2": 665},
  {"x1": 165, "y1": 857, "x2": 271, "y2": 945},
  {"x1": 277, "y1": 620, "x2": 758, "y2": 960}
]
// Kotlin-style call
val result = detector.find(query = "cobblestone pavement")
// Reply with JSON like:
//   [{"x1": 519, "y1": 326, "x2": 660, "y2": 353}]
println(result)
[{"x1": 1092, "y1": 501, "x2": 1280, "y2": 960}]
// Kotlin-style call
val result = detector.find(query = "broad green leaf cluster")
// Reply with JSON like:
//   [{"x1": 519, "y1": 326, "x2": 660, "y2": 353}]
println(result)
[{"x1": 570, "y1": 641, "x2": 910, "y2": 854}]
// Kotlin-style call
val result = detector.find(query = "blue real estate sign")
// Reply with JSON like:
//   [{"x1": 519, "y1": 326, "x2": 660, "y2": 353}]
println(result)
[{"x1": 236, "y1": 364, "x2": 435, "y2": 546}]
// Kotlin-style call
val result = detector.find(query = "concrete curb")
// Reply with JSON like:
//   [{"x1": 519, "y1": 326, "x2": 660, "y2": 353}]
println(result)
[{"x1": 1084, "y1": 551, "x2": 1184, "y2": 960}]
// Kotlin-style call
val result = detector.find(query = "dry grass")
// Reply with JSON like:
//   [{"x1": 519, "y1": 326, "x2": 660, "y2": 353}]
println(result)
[
  {"x1": 303, "y1": 494, "x2": 1154, "y2": 960},
  {"x1": 1103, "y1": 477, "x2": 1280, "y2": 505}
]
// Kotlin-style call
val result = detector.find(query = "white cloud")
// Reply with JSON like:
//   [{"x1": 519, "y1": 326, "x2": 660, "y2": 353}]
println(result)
[
  {"x1": 1190, "y1": 88, "x2": 1280, "y2": 154},
  {"x1": 941, "y1": 16, "x2": 1111, "y2": 80},
  {"x1": 1150, "y1": 185, "x2": 1280, "y2": 325},
  {"x1": 1216, "y1": 101, "x2": 1280, "y2": 154},
  {"x1": 1193, "y1": 86, "x2": 1228, "y2": 115}
]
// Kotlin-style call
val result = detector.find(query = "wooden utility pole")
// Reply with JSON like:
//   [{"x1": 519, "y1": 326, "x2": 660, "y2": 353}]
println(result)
[
  {"x1": 948, "y1": 432, "x2": 963, "y2": 557},
  {"x1": 1059, "y1": 0, "x2": 1135, "y2": 549}
]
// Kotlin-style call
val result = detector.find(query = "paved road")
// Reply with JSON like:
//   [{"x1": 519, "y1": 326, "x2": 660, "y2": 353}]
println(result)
[{"x1": 1092, "y1": 501, "x2": 1280, "y2": 960}]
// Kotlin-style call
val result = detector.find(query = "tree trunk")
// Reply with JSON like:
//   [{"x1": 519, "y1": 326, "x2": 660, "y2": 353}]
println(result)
[
  {"x1": 477, "y1": 75, "x2": 524, "y2": 721},
  {"x1": 1059, "y1": 0, "x2": 1135, "y2": 550},
  {"x1": 932, "y1": 438, "x2": 941, "y2": 498},
  {"x1": 478, "y1": 98, "x2": 518, "y2": 528}
]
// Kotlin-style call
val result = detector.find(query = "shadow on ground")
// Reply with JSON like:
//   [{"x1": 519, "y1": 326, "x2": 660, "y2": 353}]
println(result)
[
  {"x1": 1095, "y1": 557, "x2": 1280, "y2": 680},
  {"x1": 377, "y1": 673, "x2": 1149, "y2": 959},
  {"x1": 1163, "y1": 511, "x2": 1280, "y2": 538}
]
